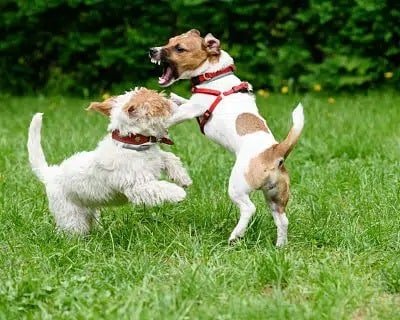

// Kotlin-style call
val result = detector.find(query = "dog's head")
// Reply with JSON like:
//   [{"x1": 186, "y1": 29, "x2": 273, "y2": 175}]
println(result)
[
  {"x1": 87, "y1": 88, "x2": 175, "y2": 136},
  {"x1": 149, "y1": 29, "x2": 222, "y2": 87}
]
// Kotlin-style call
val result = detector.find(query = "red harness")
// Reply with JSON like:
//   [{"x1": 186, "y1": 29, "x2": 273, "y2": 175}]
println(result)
[
  {"x1": 112, "y1": 130, "x2": 173, "y2": 146},
  {"x1": 191, "y1": 65, "x2": 252, "y2": 134}
]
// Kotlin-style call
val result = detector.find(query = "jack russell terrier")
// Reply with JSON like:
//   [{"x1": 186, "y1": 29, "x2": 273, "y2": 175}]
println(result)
[
  {"x1": 149, "y1": 29, "x2": 304, "y2": 246},
  {"x1": 28, "y1": 88, "x2": 192, "y2": 234}
]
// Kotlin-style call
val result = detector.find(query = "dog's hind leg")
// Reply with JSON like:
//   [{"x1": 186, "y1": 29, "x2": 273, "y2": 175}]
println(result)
[
  {"x1": 48, "y1": 193, "x2": 93, "y2": 234},
  {"x1": 262, "y1": 168, "x2": 290, "y2": 247},
  {"x1": 124, "y1": 181, "x2": 186, "y2": 206},
  {"x1": 228, "y1": 164, "x2": 256, "y2": 243}
]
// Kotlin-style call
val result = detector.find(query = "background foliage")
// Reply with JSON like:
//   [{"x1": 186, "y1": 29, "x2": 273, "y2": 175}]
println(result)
[{"x1": 0, "y1": 0, "x2": 399, "y2": 95}]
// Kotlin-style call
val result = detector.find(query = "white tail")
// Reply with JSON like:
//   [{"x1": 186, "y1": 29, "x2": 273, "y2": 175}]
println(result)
[
  {"x1": 276, "y1": 103, "x2": 304, "y2": 158},
  {"x1": 27, "y1": 113, "x2": 48, "y2": 182}
]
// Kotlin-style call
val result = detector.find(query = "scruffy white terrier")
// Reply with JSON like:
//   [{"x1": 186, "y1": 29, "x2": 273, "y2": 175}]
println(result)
[{"x1": 27, "y1": 88, "x2": 192, "y2": 234}]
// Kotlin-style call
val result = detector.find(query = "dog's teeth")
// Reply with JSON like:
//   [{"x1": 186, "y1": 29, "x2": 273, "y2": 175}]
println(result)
[{"x1": 157, "y1": 60, "x2": 161, "y2": 65}]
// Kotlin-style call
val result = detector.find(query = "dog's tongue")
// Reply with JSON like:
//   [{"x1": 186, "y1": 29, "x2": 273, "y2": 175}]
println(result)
[{"x1": 158, "y1": 66, "x2": 173, "y2": 85}]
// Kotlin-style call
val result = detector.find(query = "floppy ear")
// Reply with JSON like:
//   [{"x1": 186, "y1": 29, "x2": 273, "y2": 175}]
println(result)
[
  {"x1": 187, "y1": 29, "x2": 201, "y2": 36},
  {"x1": 204, "y1": 33, "x2": 220, "y2": 55},
  {"x1": 86, "y1": 101, "x2": 113, "y2": 116}
]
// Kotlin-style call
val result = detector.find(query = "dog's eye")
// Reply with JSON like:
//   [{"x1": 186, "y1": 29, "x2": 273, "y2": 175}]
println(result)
[{"x1": 175, "y1": 45, "x2": 186, "y2": 53}]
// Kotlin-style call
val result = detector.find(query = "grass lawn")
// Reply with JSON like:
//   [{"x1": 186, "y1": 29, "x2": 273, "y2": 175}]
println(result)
[{"x1": 0, "y1": 90, "x2": 399, "y2": 319}]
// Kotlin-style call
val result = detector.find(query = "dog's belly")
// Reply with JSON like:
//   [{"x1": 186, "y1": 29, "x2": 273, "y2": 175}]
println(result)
[
  {"x1": 74, "y1": 190, "x2": 129, "y2": 208},
  {"x1": 52, "y1": 147, "x2": 165, "y2": 207}
]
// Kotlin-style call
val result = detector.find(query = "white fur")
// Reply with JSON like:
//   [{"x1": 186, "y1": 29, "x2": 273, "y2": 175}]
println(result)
[
  {"x1": 27, "y1": 89, "x2": 192, "y2": 234},
  {"x1": 166, "y1": 50, "x2": 304, "y2": 245}
]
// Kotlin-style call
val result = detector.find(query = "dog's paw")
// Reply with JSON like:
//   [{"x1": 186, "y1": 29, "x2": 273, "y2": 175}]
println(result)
[
  {"x1": 228, "y1": 231, "x2": 244, "y2": 244},
  {"x1": 176, "y1": 174, "x2": 192, "y2": 188},
  {"x1": 275, "y1": 237, "x2": 288, "y2": 247},
  {"x1": 170, "y1": 92, "x2": 188, "y2": 106},
  {"x1": 228, "y1": 234, "x2": 242, "y2": 246},
  {"x1": 168, "y1": 184, "x2": 187, "y2": 202}
]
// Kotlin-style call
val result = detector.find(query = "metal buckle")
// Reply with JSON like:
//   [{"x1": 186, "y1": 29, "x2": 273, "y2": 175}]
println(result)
[{"x1": 122, "y1": 144, "x2": 151, "y2": 151}]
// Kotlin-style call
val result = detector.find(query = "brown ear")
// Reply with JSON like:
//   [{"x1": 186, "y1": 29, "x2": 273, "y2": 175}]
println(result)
[
  {"x1": 86, "y1": 101, "x2": 112, "y2": 116},
  {"x1": 187, "y1": 29, "x2": 201, "y2": 36},
  {"x1": 204, "y1": 33, "x2": 220, "y2": 55}
]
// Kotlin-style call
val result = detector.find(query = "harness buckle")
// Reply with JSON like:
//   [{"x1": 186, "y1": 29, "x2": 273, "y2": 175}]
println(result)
[
  {"x1": 232, "y1": 82, "x2": 251, "y2": 93},
  {"x1": 203, "y1": 110, "x2": 211, "y2": 119}
]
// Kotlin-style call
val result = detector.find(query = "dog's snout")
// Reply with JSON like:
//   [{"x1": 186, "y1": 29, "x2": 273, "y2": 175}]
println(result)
[{"x1": 149, "y1": 47, "x2": 158, "y2": 57}]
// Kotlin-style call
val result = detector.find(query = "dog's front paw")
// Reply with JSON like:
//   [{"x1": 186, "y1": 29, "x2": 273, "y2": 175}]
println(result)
[
  {"x1": 173, "y1": 171, "x2": 192, "y2": 187},
  {"x1": 170, "y1": 92, "x2": 188, "y2": 106},
  {"x1": 168, "y1": 184, "x2": 187, "y2": 202},
  {"x1": 176, "y1": 174, "x2": 192, "y2": 188}
]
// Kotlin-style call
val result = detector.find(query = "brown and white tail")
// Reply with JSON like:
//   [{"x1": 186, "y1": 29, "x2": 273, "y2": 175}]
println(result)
[
  {"x1": 276, "y1": 103, "x2": 304, "y2": 159},
  {"x1": 27, "y1": 113, "x2": 48, "y2": 182}
]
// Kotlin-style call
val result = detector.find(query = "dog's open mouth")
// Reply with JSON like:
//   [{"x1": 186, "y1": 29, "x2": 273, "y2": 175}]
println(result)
[{"x1": 150, "y1": 58, "x2": 176, "y2": 87}]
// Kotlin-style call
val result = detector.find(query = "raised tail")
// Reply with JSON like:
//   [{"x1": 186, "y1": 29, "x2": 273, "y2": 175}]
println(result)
[
  {"x1": 27, "y1": 113, "x2": 48, "y2": 181},
  {"x1": 276, "y1": 103, "x2": 304, "y2": 159}
]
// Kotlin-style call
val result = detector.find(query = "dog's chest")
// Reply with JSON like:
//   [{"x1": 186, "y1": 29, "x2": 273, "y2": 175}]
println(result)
[{"x1": 190, "y1": 92, "x2": 259, "y2": 152}]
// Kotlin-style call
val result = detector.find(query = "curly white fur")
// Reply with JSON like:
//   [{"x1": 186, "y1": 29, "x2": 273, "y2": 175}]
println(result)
[{"x1": 27, "y1": 89, "x2": 192, "y2": 234}]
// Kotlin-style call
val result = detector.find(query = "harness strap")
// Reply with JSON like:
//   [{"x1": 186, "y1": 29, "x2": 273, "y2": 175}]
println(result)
[{"x1": 192, "y1": 81, "x2": 252, "y2": 134}]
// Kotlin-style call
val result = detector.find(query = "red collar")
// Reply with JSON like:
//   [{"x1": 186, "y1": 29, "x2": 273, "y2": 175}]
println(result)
[
  {"x1": 191, "y1": 65, "x2": 235, "y2": 86},
  {"x1": 111, "y1": 130, "x2": 174, "y2": 146}
]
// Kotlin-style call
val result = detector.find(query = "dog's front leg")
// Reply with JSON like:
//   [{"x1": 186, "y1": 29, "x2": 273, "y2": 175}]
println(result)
[
  {"x1": 167, "y1": 102, "x2": 208, "y2": 127},
  {"x1": 124, "y1": 181, "x2": 187, "y2": 206},
  {"x1": 160, "y1": 150, "x2": 192, "y2": 187},
  {"x1": 170, "y1": 92, "x2": 189, "y2": 106}
]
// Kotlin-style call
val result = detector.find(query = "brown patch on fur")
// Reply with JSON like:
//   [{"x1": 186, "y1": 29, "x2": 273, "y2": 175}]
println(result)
[
  {"x1": 124, "y1": 88, "x2": 171, "y2": 117},
  {"x1": 162, "y1": 30, "x2": 220, "y2": 76},
  {"x1": 236, "y1": 113, "x2": 269, "y2": 136},
  {"x1": 86, "y1": 97, "x2": 115, "y2": 116},
  {"x1": 246, "y1": 145, "x2": 290, "y2": 215},
  {"x1": 244, "y1": 144, "x2": 289, "y2": 196},
  {"x1": 245, "y1": 146, "x2": 278, "y2": 190},
  {"x1": 267, "y1": 166, "x2": 290, "y2": 210}
]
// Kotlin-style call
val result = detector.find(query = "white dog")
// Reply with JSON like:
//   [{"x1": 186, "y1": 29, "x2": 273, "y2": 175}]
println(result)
[
  {"x1": 27, "y1": 88, "x2": 192, "y2": 234},
  {"x1": 149, "y1": 29, "x2": 304, "y2": 245}
]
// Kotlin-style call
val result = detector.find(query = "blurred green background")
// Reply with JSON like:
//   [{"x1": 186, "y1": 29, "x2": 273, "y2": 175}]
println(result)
[{"x1": 1, "y1": 0, "x2": 398, "y2": 95}]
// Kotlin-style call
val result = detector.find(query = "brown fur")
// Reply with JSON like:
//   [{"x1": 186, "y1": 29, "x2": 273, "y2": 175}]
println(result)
[
  {"x1": 275, "y1": 126, "x2": 301, "y2": 159},
  {"x1": 87, "y1": 97, "x2": 115, "y2": 116},
  {"x1": 263, "y1": 166, "x2": 290, "y2": 211},
  {"x1": 235, "y1": 113, "x2": 269, "y2": 136},
  {"x1": 245, "y1": 145, "x2": 290, "y2": 211},
  {"x1": 123, "y1": 88, "x2": 171, "y2": 117},
  {"x1": 162, "y1": 30, "x2": 220, "y2": 77},
  {"x1": 245, "y1": 145, "x2": 278, "y2": 190}
]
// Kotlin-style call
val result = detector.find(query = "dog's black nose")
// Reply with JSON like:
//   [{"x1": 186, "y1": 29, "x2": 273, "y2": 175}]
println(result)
[{"x1": 149, "y1": 47, "x2": 157, "y2": 56}]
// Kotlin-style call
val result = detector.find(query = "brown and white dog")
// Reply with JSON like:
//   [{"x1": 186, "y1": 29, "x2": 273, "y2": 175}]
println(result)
[{"x1": 149, "y1": 29, "x2": 304, "y2": 245}]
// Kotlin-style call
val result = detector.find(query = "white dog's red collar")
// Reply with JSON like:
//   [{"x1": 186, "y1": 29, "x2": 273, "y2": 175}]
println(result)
[
  {"x1": 112, "y1": 130, "x2": 174, "y2": 147},
  {"x1": 191, "y1": 65, "x2": 236, "y2": 86}
]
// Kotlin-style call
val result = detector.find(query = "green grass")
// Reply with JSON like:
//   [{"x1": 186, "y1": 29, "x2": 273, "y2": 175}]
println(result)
[{"x1": 0, "y1": 90, "x2": 399, "y2": 319}]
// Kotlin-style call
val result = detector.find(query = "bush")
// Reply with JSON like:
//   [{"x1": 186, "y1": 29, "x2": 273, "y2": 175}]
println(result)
[{"x1": 0, "y1": 0, "x2": 398, "y2": 94}]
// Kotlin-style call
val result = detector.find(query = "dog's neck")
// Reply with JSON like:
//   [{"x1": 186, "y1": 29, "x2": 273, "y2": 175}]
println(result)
[
  {"x1": 107, "y1": 118, "x2": 168, "y2": 139},
  {"x1": 180, "y1": 50, "x2": 234, "y2": 80}
]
